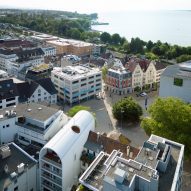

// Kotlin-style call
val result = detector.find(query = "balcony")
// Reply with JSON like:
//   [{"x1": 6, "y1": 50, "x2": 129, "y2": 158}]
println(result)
[
  {"x1": 43, "y1": 152, "x2": 62, "y2": 168},
  {"x1": 42, "y1": 179, "x2": 62, "y2": 191},
  {"x1": 42, "y1": 165, "x2": 62, "y2": 177},
  {"x1": 41, "y1": 172, "x2": 62, "y2": 185}
]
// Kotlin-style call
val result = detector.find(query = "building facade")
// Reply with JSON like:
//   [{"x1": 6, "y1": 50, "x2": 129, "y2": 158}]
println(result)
[
  {"x1": 42, "y1": 47, "x2": 56, "y2": 57},
  {"x1": 105, "y1": 60, "x2": 132, "y2": 95},
  {"x1": 0, "y1": 103, "x2": 68, "y2": 146},
  {"x1": 46, "y1": 38, "x2": 93, "y2": 56},
  {"x1": 159, "y1": 62, "x2": 191, "y2": 103},
  {"x1": 39, "y1": 110, "x2": 95, "y2": 191},
  {"x1": 0, "y1": 143, "x2": 37, "y2": 191},
  {"x1": 51, "y1": 65, "x2": 102, "y2": 104},
  {"x1": 0, "y1": 79, "x2": 19, "y2": 109}
]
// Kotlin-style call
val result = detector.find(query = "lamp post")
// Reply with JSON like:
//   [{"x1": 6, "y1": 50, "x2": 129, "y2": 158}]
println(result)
[{"x1": 120, "y1": 109, "x2": 124, "y2": 130}]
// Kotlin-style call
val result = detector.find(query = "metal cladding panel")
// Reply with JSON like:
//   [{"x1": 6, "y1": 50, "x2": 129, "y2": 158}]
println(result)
[{"x1": 41, "y1": 110, "x2": 95, "y2": 160}]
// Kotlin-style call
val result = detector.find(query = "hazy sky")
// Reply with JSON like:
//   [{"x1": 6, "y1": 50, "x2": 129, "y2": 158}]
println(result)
[{"x1": 1, "y1": 0, "x2": 191, "y2": 13}]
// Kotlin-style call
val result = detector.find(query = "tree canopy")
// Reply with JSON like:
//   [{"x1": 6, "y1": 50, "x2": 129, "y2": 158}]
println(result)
[
  {"x1": 141, "y1": 97, "x2": 191, "y2": 155},
  {"x1": 112, "y1": 97, "x2": 143, "y2": 123},
  {"x1": 100, "y1": 32, "x2": 111, "y2": 43}
]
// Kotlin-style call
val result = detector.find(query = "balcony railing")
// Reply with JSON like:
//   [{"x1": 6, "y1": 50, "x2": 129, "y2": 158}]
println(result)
[
  {"x1": 42, "y1": 180, "x2": 62, "y2": 191},
  {"x1": 42, "y1": 165, "x2": 62, "y2": 177},
  {"x1": 41, "y1": 173, "x2": 62, "y2": 185}
]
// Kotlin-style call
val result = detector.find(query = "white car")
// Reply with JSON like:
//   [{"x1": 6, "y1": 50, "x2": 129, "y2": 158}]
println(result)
[{"x1": 139, "y1": 92, "x2": 147, "y2": 97}]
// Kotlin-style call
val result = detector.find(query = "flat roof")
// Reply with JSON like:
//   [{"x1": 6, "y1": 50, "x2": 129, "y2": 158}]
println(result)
[
  {"x1": 0, "y1": 103, "x2": 60, "y2": 122},
  {"x1": 0, "y1": 143, "x2": 37, "y2": 190},
  {"x1": 47, "y1": 38, "x2": 92, "y2": 47},
  {"x1": 52, "y1": 65, "x2": 101, "y2": 81},
  {"x1": 80, "y1": 135, "x2": 184, "y2": 191},
  {"x1": 162, "y1": 62, "x2": 191, "y2": 79}
]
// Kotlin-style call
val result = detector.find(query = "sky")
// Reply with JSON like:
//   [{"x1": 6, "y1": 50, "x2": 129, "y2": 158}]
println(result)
[{"x1": 1, "y1": 0, "x2": 191, "y2": 13}]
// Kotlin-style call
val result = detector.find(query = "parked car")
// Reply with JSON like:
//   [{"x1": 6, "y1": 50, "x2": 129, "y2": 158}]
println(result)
[{"x1": 139, "y1": 92, "x2": 147, "y2": 97}]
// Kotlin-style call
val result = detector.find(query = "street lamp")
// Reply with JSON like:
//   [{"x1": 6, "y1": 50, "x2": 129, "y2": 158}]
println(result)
[{"x1": 120, "y1": 109, "x2": 124, "y2": 130}]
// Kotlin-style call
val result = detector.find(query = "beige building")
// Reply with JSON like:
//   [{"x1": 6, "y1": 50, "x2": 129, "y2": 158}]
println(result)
[
  {"x1": 46, "y1": 38, "x2": 93, "y2": 56},
  {"x1": 126, "y1": 58, "x2": 166, "y2": 90}
]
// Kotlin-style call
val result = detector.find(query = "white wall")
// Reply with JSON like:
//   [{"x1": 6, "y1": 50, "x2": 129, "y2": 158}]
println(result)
[
  {"x1": 7, "y1": 162, "x2": 37, "y2": 191},
  {"x1": 0, "y1": 96, "x2": 19, "y2": 109},
  {"x1": 61, "y1": 116, "x2": 95, "y2": 191},
  {"x1": 29, "y1": 85, "x2": 57, "y2": 104},
  {"x1": 0, "y1": 117, "x2": 18, "y2": 144},
  {"x1": 159, "y1": 76, "x2": 191, "y2": 103}
]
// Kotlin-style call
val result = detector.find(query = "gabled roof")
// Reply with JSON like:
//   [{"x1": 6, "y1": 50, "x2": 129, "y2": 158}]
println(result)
[
  {"x1": 85, "y1": 131, "x2": 139, "y2": 159},
  {"x1": 16, "y1": 78, "x2": 57, "y2": 102},
  {"x1": 125, "y1": 61, "x2": 139, "y2": 72},
  {"x1": 36, "y1": 78, "x2": 57, "y2": 95},
  {"x1": 153, "y1": 61, "x2": 166, "y2": 71}
]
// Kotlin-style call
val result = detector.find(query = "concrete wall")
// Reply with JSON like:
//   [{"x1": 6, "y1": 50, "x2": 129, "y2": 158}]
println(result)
[{"x1": 159, "y1": 75, "x2": 191, "y2": 103}]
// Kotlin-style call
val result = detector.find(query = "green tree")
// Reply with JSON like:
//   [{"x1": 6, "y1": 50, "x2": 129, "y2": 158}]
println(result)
[
  {"x1": 68, "y1": 105, "x2": 90, "y2": 117},
  {"x1": 129, "y1": 37, "x2": 145, "y2": 54},
  {"x1": 146, "y1": 40, "x2": 154, "y2": 51},
  {"x1": 122, "y1": 41, "x2": 130, "y2": 53},
  {"x1": 100, "y1": 32, "x2": 111, "y2": 43},
  {"x1": 70, "y1": 28, "x2": 81, "y2": 39},
  {"x1": 112, "y1": 97, "x2": 143, "y2": 123},
  {"x1": 176, "y1": 54, "x2": 191, "y2": 63},
  {"x1": 141, "y1": 97, "x2": 191, "y2": 155},
  {"x1": 111, "y1": 33, "x2": 121, "y2": 45},
  {"x1": 101, "y1": 66, "x2": 108, "y2": 81}
]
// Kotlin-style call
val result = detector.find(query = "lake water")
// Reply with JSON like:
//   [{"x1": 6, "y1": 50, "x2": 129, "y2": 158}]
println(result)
[{"x1": 92, "y1": 11, "x2": 191, "y2": 46}]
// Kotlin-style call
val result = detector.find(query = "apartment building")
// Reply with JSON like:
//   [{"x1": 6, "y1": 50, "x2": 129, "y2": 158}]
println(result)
[
  {"x1": 81, "y1": 131, "x2": 139, "y2": 173},
  {"x1": 46, "y1": 38, "x2": 93, "y2": 56},
  {"x1": 0, "y1": 79, "x2": 19, "y2": 109},
  {"x1": 0, "y1": 49, "x2": 18, "y2": 71},
  {"x1": 105, "y1": 59, "x2": 132, "y2": 95},
  {"x1": 51, "y1": 65, "x2": 102, "y2": 104},
  {"x1": 159, "y1": 62, "x2": 191, "y2": 102},
  {"x1": 80, "y1": 134, "x2": 184, "y2": 191},
  {"x1": 42, "y1": 47, "x2": 56, "y2": 57},
  {"x1": 16, "y1": 78, "x2": 57, "y2": 104},
  {"x1": 0, "y1": 102, "x2": 68, "y2": 146},
  {"x1": 0, "y1": 143, "x2": 37, "y2": 191},
  {"x1": 125, "y1": 57, "x2": 166, "y2": 90},
  {"x1": 39, "y1": 110, "x2": 95, "y2": 191}
]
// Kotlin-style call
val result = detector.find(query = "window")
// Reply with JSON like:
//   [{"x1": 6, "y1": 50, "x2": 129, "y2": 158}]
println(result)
[
  {"x1": 72, "y1": 80, "x2": 79, "y2": 84},
  {"x1": 38, "y1": 89, "x2": 41, "y2": 93},
  {"x1": 6, "y1": 103, "x2": 15, "y2": 107},
  {"x1": 6, "y1": 97, "x2": 15, "y2": 102},
  {"x1": 6, "y1": 124, "x2": 9, "y2": 127},
  {"x1": 174, "y1": 78, "x2": 183, "y2": 86},
  {"x1": 14, "y1": 186, "x2": 18, "y2": 191},
  {"x1": 81, "y1": 83, "x2": 86, "y2": 87},
  {"x1": 38, "y1": 94, "x2": 41, "y2": 96}
]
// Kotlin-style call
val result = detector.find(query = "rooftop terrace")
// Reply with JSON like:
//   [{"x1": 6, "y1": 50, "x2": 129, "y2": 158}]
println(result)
[{"x1": 80, "y1": 135, "x2": 184, "y2": 191}]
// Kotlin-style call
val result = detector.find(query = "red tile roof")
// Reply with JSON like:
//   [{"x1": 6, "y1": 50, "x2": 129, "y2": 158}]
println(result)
[{"x1": 87, "y1": 131, "x2": 139, "y2": 159}]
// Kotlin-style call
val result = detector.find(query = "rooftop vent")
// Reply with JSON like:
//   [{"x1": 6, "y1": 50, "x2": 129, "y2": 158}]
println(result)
[
  {"x1": 27, "y1": 108, "x2": 32, "y2": 112},
  {"x1": 0, "y1": 145, "x2": 11, "y2": 159},
  {"x1": 0, "y1": 114, "x2": 3, "y2": 119},
  {"x1": 17, "y1": 163, "x2": 25, "y2": 174},
  {"x1": 38, "y1": 107, "x2": 42, "y2": 110},
  {"x1": 114, "y1": 168, "x2": 127, "y2": 183},
  {"x1": 10, "y1": 172, "x2": 17, "y2": 179}
]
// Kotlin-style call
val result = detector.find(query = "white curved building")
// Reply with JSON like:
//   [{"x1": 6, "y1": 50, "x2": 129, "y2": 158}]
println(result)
[{"x1": 39, "y1": 110, "x2": 95, "y2": 191}]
